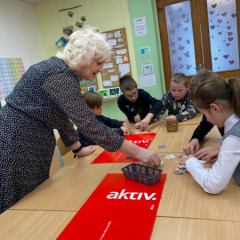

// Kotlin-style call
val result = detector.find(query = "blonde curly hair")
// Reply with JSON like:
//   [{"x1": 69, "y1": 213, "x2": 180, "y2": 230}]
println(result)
[{"x1": 56, "y1": 26, "x2": 111, "y2": 70}]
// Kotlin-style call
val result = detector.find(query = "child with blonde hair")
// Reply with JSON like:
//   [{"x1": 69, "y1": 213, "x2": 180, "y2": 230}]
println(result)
[
  {"x1": 180, "y1": 70, "x2": 240, "y2": 194},
  {"x1": 157, "y1": 73, "x2": 198, "y2": 123}
]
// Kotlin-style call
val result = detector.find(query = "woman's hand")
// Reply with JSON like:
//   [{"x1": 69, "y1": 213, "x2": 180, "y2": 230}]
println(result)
[
  {"x1": 183, "y1": 139, "x2": 200, "y2": 155},
  {"x1": 76, "y1": 146, "x2": 96, "y2": 157},
  {"x1": 136, "y1": 148, "x2": 161, "y2": 167},
  {"x1": 122, "y1": 122, "x2": 128, "y2": 128}
]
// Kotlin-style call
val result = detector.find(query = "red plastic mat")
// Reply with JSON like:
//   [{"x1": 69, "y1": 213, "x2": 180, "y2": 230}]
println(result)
[
  {"x1": 57, "y1": 173, "x2": 167, "y2": 240},
  {"x1": 91, "y1": 132, "x2": 156, "y2": 164}
]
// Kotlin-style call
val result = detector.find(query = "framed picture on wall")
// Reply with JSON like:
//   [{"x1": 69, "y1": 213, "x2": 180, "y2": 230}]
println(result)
[
  {"x1": 88, "y1": 86, "x2": 96, "y2": 92},
  {"x1": 109, "y1": 87, "x2": 120, "y2": 97},
  {"x1": 97, "y1": 89, "x2": 109, "y2": 98}
]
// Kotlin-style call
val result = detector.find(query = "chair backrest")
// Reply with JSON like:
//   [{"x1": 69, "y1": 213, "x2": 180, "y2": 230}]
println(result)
[
  {"x1": 56, "y1": 137, "x2": 71, "y2": 156},
  {"x1": 55, "y1": 128, "x2": 78, "y2": 167},
  {"x1": 55, "y1": 137, "x2": 72, "y2": 168}
]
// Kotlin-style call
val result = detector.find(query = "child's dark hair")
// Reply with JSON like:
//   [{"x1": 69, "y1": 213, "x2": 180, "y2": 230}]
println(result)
[
  {"x1": 190, "y1": 70, "x2": 240, "y2": 118},
  {"x1": 82, "y1": 91, "x2": 103, "y2": 109},
  {"x1": 171, "y1": 73, "x2": 188, "y2": 87},
  {"x1": 119, "y1": 75, "x2": 137, "y2": 92}
]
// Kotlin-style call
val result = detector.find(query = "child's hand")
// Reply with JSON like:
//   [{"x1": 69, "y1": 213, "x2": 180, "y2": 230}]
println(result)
[
  {"x1": 134, "y1": 114, "x2": 141, "y2": 123},
  {"x1": 165, "y1": 115, "x2": 177, "y2": 122},
  {"x1": 205, "y1": 150, "x2": 219, "y2": 163},
  {"x1": 76, "y1": 146, "x2": 96, "y2": 157},
  {"x1": 138, "y1": 119, "x2": 150, "y2": 130},
  {"x1": 194, "y1": 147, "x2": 220, "y2": 162},
  {"x1": 179, "y1": 155, "x2": 194, "y2": 166},
  {"x1": 183, "y1": 139, "x2": 200, "y2": 155},
  {"x1": 121, "y1": 126, "x2": 129, "y2": 134},
  {"x1": 122, "y1": 122, "x2": 128, "y2": 128}
]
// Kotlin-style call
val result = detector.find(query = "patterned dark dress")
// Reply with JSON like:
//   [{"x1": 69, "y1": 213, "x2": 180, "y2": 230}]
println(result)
[{"x1": 0, "y1": 57, "x2": 124, "y2": 214}]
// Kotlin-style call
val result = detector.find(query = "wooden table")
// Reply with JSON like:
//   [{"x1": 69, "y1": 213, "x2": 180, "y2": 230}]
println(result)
[
  {"x1": 1, "y1": 211, "x2": 239, "y2": 240},
  {"x1": 2, "y1": 114, "x2": 239, "y2": 239},
  {"x1": 91, "y1": 121, "x2": 161, "y2": 155},
  {"x1": 151, "y1": 217, "x2": 240, "y2": 240},
  {"x1": 178, "y1": 112, "x2": 203, "y2": 125},
  {"x1": 0, "y1": 210, "x2": 75, "y2": 240}
]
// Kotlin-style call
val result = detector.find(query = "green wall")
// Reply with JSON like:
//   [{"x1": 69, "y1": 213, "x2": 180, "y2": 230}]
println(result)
[{"x1": 127, "y1": 0, "x2": 165, "y2": 100}]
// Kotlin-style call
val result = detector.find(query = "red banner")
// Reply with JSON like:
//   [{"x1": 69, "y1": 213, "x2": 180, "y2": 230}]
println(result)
[
  {"x1": 92, "y1": 132, "x2": 156, "y2": 164},
  {"x1": 57, "y1": 173, "x2": 167, "y2": 240}
]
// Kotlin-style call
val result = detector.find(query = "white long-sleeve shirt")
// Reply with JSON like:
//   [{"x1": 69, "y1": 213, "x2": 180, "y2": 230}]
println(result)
[{"x1": 186, "y1": 114, "x2": 240, "y2": 194}]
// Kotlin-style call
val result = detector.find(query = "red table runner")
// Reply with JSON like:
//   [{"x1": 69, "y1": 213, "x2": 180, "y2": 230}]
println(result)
[
  {"x1": 92, "y1": 132, "x2": 156, "y2": 164},
  {"x1": 57, "y1": 173, "x2": 167, "y2": 240}
]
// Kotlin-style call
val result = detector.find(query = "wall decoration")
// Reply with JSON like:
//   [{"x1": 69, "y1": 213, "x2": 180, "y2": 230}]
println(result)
[
  {"x1": 88, "y1": 86, "x2": 96, "y2": 92},
  {"x1": 0, "y1": 58, "x2": 25, "y2": 100},
  {"x1": 57, "y1": 2, "x2": 86, "y2": 35},
  {"x1": 75, "y1": 21, "x2": 83, "y2": 28},
  {"x1": 55, "y1": 37, "x2": 67, "y2": 47},
  {"x1": 97, "y1": 89, "x2": 109, "y2": 98},
  {"x1": 109, "y1": 87, "x2": 120, "y2": 97},
  {"x1": 68, "y1": 11, "x2": 74, "y2": 17},
  {"x1": 63, "y1": 26, "x2": 73, "y2": 36}
]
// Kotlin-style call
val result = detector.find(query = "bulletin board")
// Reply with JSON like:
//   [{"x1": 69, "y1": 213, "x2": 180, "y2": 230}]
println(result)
[
  {"x1": 101, "y1": 27, "x2": 131, "y2": 88},
  {"x1": 79, "y1": 77, "x2": 98, "y2": 92}
]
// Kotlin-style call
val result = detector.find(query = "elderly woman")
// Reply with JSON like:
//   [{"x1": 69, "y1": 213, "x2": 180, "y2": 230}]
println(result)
[{"x1": 0, "y1": 26, "x2": 160, "y2": 214}]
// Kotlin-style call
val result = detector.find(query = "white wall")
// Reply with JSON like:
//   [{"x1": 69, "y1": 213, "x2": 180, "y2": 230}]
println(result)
[{"x1": 0, "y1": 0, "x2": 44, "y2": 106}]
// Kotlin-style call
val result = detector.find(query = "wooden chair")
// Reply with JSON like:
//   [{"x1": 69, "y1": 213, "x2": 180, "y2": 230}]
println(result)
[{"x1": 55, "y1": 137, "x2": 71, "y2": 168}]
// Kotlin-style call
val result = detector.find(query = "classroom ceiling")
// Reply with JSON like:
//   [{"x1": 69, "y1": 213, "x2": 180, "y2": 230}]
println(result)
[{"x1": 19, "y1": 0, "x2": 49, "y2": 4}]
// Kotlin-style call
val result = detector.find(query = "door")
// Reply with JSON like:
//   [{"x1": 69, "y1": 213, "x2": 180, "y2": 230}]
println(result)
[{"x1": 156, "y1": 0, "x2": 240, "y2": 91}]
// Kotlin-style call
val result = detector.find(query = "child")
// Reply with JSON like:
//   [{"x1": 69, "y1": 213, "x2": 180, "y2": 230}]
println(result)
[
  {"x1": 179, "y1": 70, "x2": 240, "y2": 194},
  {"x1": 78, "y1": 91, "x2": 129, "y2": 147},
  {"x1": 183, "y1": 114, "x2": 224, "y2": 162},
  {"x1": 158, "y1": 73, "x2": 198, "y2": 123},
  {"x1": 117, "y1": 75, "x2": 162, "y2": 130}
]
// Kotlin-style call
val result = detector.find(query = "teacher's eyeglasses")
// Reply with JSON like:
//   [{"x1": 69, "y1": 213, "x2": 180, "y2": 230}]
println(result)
[{"x1": 124, "y1": 89, "x2": 138, "y2": 99}]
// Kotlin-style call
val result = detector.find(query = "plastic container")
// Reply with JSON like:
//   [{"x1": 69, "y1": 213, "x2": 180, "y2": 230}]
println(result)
[{"x1": 121, "y1": 163, "x2": 163, "y2": 186}]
